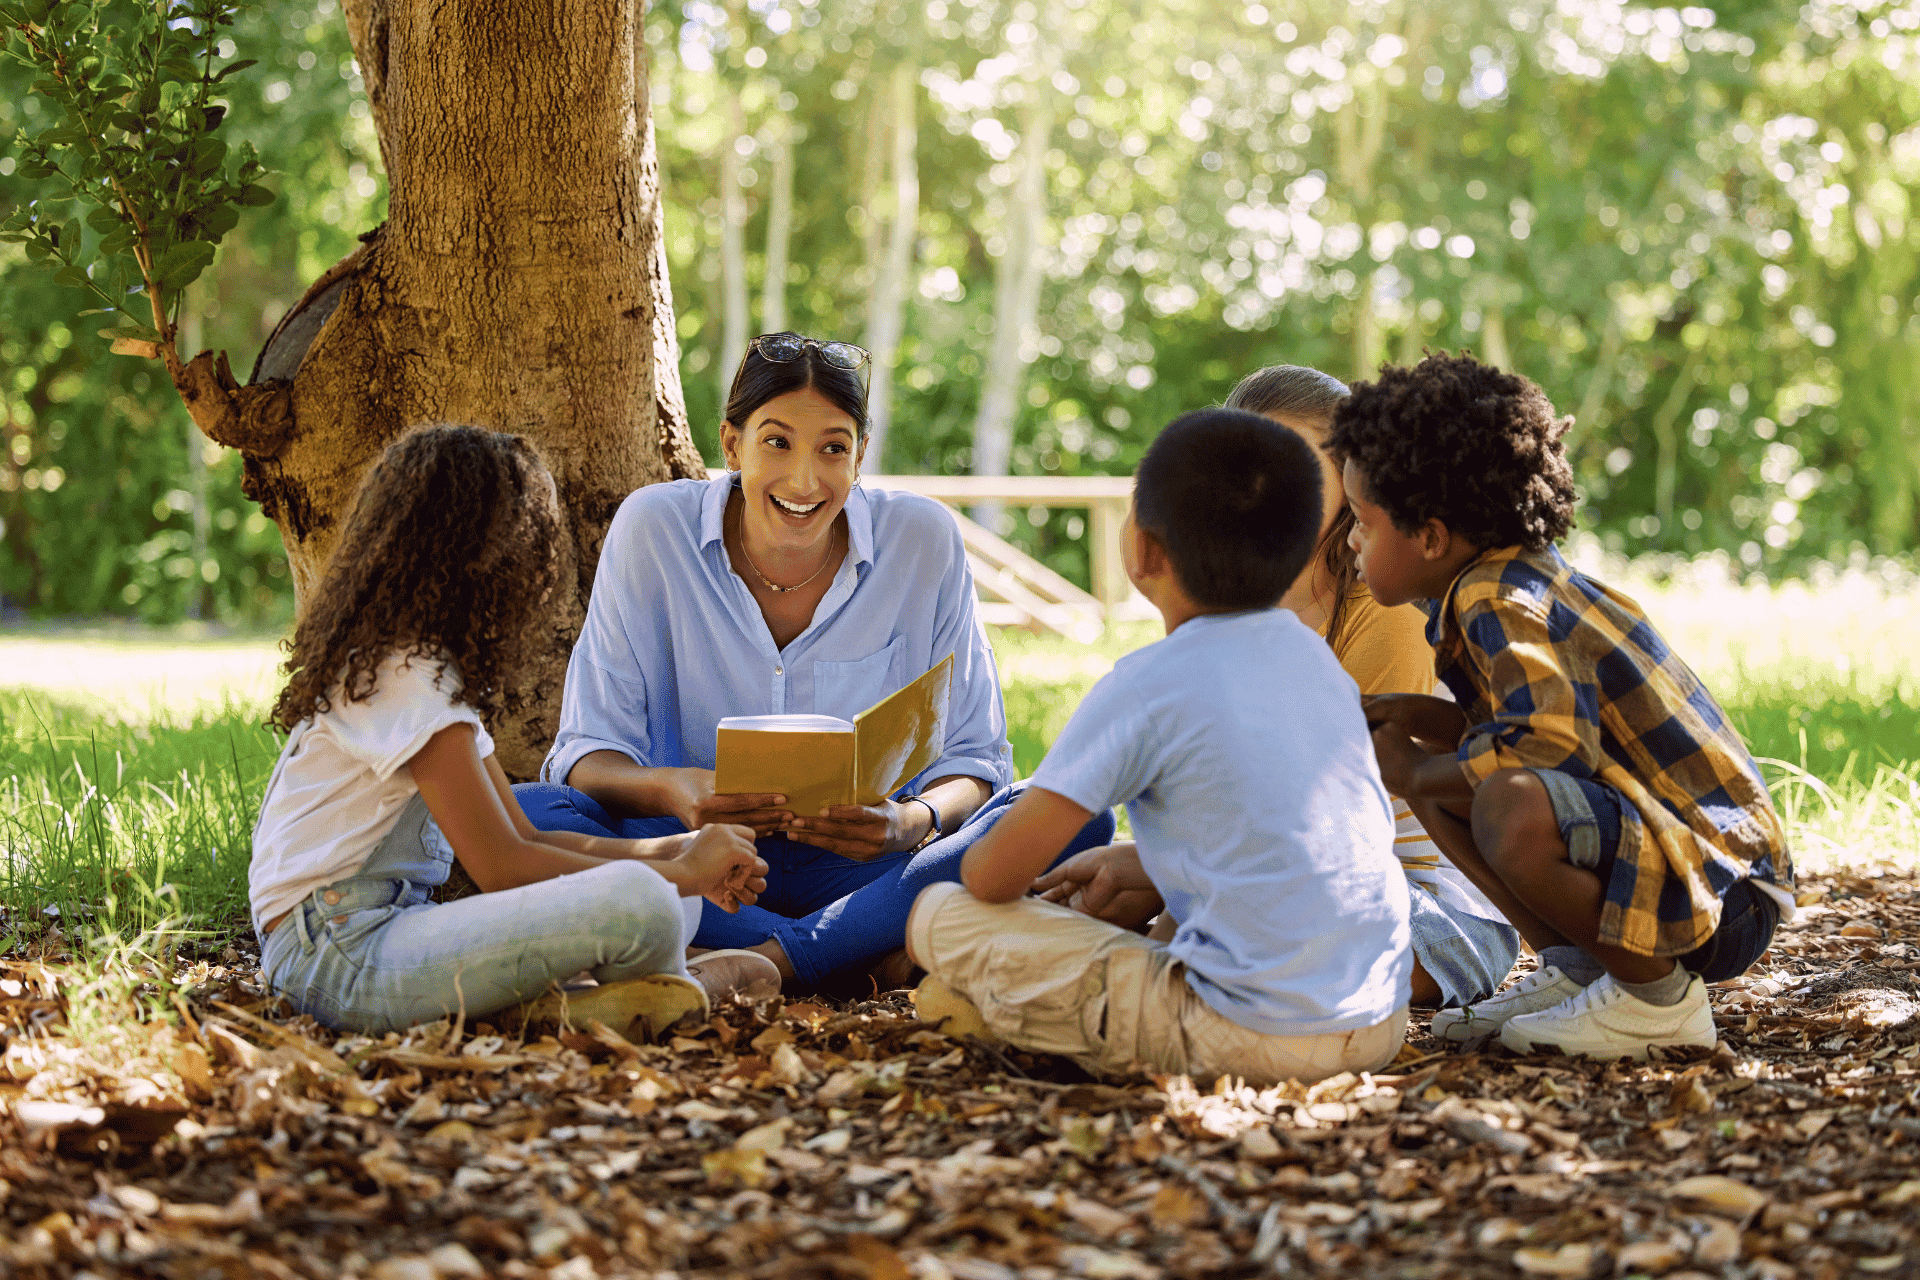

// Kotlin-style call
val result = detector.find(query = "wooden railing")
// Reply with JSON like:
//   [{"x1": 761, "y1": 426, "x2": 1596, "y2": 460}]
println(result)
[{"x1": 707, "y1": 471, "x2": 1148, "y2": 637}]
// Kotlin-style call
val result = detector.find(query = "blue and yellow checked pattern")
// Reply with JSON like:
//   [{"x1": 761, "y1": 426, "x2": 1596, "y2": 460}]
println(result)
[{"x1": 1426, "y1": 545, "x2": 1792, "y2": 958}]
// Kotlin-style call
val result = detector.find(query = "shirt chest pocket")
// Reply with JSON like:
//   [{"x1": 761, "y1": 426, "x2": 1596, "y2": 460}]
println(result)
[{"x1": 813, "y1": 635, "x2": 908, "y2": 719}]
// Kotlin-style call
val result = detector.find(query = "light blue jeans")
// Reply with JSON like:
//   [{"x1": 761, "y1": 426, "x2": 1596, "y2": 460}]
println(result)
[{"x1": 258, "y1": 794, "x2": 698, "y2": 1034}]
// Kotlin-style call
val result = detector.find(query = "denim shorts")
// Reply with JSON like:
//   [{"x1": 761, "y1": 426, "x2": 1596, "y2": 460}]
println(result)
[
  {"x1": 1406, "y1": 887, "x2": 1522, "y2": 1007},
  {"x1": 1531, "y1": 767, "x2": 1779, "y2": 983}
]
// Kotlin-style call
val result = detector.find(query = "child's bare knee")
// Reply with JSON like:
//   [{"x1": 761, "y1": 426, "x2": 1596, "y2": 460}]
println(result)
[{"x1": 1470, "y1": 769, "x2": 1561, "y2": 871}]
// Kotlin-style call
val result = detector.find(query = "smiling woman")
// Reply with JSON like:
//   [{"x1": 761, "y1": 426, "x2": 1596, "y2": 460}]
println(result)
[{"x1": 504, "y1": 333, "x2": 1116, "y2": 991}]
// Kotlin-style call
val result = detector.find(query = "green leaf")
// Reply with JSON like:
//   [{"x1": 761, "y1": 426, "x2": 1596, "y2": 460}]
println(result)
[
  {"x1": 235, "y1": 182, "x2": 274, "y2": 207},
  {"x1": 87, "y1": 205, "x2": 121, "y2": 233},
  {"x1": 111, "y1": 111, "x2": 144, "y2": 133},
  {"x1": 213, "y1": 58, "x2": 255, "y2": 82},
  {"x1": 24, "y1": 236, "x2": 51, "y2": 260},
  {"x1": 196, "y1": 202, "x2": 239, "y2": 237},
  {"x1": 52, "y1": 264, "x2": 88, "y2": 287},
  {"x1": 153, "y1": 238, "x2": 214, "y2": 290},
  {"x1": 192, "y1": 137, "x2": 226, "y2": 174}
]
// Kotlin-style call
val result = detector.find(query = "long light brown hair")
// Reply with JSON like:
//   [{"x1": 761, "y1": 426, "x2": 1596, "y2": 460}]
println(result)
[
  {"x1": 1223, "y1": 365, "x2": 1360, "y2": 651},
  {"x1": 270, "y1": 425, "x2": 563, "y2": 732}
]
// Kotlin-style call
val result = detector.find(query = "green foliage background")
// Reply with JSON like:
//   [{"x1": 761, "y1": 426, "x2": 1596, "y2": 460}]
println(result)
[{"x1": 3, "y1": 0, "x2": 1918, "y2": 619}]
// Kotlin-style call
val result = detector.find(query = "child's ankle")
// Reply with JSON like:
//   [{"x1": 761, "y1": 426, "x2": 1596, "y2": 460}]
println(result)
[
  {"x1": 1614, "y1": 961, "x2": 1691, "y2": 1007},
  {"x1": 1539, "y1": 945, "x2": 1604, "y2": 986}
]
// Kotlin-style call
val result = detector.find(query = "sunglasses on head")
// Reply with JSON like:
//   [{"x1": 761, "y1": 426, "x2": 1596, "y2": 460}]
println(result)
[{"x1": 748, "y1": 333, "x2": 872, "y2": 373}]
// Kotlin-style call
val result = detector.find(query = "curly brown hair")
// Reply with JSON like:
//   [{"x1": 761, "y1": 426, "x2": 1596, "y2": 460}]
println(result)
[
  {"x1": 269, "y1": 425, "x2": 563, "y2": 733},
  {"x1": 1327, "y1": 351, "x2": 1577, "y2": 553}
]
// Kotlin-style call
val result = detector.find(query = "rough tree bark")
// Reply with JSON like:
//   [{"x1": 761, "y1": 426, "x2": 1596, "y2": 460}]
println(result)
[{"x1": 170, "y1": 0, "x2": 702, "y2": 777}]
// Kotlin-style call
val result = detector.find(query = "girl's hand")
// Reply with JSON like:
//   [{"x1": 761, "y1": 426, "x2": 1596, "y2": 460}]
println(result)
[
  {"x1": 667, "y1": 823, "x2": 768, "y2": 912},
  {"x1": 1032, "y1": 843, "x2": 1163, "y2": 927},
  {"x1": 657, "y1": 766, "x2": 792, "y2": 838},
  {"x1": 786, "y1": 799, "x2": 926, "y2": 862},
  {"x1": 1361, "y1": 693, "x2": 1468, "y2": 750}
]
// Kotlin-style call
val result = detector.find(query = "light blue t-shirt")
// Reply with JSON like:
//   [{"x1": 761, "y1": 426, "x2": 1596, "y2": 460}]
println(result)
[
  {"x1": 543, "y1": 477, "x2": 1014, "y2": 793},
  {"x1": 1031, "y1": 609, "x2": 1412, "y2": 1037}
]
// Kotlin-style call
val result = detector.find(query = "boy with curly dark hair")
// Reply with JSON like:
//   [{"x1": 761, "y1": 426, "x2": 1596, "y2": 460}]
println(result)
[{"x1": 1329, "y1": 352, "x2": 1793, "y2": 1061}]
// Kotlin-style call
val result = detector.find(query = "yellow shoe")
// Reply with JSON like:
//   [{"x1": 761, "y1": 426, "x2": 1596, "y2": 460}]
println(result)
[
  {"x1": 520, "y1": 973, "x2": 709, "y2": 1043},
  {"x1": 913, "y1": 974, "x2": 1002, "y2": 1045}
]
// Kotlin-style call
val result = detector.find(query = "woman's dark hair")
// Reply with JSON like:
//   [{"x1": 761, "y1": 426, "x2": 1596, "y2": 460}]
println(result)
[
  {"x1": 270, "y1": 425, "x2": 563, "y2": 732},
  {"x1": 1225, "y1": 364, "x2": 1364, "y2": 650},
  {"x1": 1328, "y1": 351, "x2": 1576, "y2": 554},
  {"x1": 723, "y1": 333, "x2": 869, "y2": 437},
  {"x1": 1134, "y1": 408, "x2": 1323, "y2": 611}
]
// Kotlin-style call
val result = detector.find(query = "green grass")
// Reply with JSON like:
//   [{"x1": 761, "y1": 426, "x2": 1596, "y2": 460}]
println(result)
[
  {"x1": 0, "y1": 689, "x2": 279, "y2": 949},
  {"x1": 3, "y1": 566, "x2": 1916, "y2": 949}
]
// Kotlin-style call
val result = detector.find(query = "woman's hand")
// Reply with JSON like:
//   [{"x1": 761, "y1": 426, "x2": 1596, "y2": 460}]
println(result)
[
  {"x1": 661, "y1": 823, "x2": 768, "y2": 912},
  {"x1": 1361, "y1": 693, "x2": 1468, "y2": 750},
  {"x1": 654, "y1": 766, "x2": 792, "y2": 838},
  {"x1": 1031, "y1": 842, "x2": 1163, "y2": 928},
  {"x1": 785, "y1": 799, "x2": 928, "y2": 862}
]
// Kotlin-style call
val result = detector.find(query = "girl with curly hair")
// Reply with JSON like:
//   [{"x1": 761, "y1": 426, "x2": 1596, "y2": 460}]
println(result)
[{"x1": 251, "y1": 425, "x2": 776, "y2": 1041}]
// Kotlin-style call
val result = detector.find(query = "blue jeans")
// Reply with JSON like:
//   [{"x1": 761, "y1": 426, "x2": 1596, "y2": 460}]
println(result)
[
  {"x1": 1532, "y1": 767, "x2": 1780, "y2": 983},
  {"x1": 513, "y1": 781, "x2": 1119, "y2": 988},
  {"x1": 258, "y1": 795, "x2": 699, "y2": 1034}
]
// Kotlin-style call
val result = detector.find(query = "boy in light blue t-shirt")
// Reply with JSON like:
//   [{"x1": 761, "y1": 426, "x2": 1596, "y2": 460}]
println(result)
[{"x1": 906, "y1": 408, "x2": 1412, "y2": 1084}]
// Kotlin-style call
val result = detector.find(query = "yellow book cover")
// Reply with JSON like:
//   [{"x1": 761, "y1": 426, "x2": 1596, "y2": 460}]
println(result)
[{"x1": 713, "y1": 654, "x2": 955, "y2": 818}]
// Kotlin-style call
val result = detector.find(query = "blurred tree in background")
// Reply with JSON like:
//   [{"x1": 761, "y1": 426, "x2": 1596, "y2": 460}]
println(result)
[{"x1": 5, "y1": 0, "x2": 1918, "y2": 621}]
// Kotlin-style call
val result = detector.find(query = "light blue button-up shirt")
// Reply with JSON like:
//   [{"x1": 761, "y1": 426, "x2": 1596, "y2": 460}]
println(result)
[{"x1": 542, "y1": 476, "x2": 1015, "y2": 795}]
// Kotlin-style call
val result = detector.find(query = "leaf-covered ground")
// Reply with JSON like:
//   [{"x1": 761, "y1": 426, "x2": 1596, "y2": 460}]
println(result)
[{"x1": 3, "y1": 869, "x2": 1917, "y2": 1280}]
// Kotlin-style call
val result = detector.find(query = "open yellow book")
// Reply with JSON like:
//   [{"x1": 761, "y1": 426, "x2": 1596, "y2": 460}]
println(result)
[{"x1": 713, "y1": 655, "x2": 955, "y2": 818}]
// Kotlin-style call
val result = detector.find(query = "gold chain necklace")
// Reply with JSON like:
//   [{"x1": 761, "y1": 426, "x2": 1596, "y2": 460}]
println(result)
[{"x1": 734, "y1": 502, "x2": 838, "y2": 594}]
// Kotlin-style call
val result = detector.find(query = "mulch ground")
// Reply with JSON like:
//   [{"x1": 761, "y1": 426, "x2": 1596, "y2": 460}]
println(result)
[{"x1": 2, "y1": 869, "x2": 1917, "y2": 1280}]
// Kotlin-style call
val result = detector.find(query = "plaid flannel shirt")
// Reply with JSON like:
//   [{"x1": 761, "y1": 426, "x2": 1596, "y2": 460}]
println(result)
[{"x1": 1426, "y1": 545, "x2": 1791, "y2": 957}]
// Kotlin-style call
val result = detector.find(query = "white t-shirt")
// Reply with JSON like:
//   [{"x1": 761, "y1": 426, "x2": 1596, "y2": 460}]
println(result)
[
  {"x1": 1030, "y1": 610, "x2": 1412, "y2": 1037},
  {"x1": 249, "y1": 654, "x2": 493, "y2": 934}
]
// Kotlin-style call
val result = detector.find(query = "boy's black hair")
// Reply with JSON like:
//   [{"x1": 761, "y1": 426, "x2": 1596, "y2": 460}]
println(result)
[
  {"x1": 1327, "y1": 351, "x2": 1576, "y2": 553},
  {"x1": 1133, "y1": 408, "x2": 1322, "y2": 611}
]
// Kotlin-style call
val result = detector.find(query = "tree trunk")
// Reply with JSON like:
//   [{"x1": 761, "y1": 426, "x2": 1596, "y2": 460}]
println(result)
[
  {"x1": 861, "y1": 62, "x2": 918, "y2": 470},
  {"x1": 179, "y1": 307, "x2": 211, "y2": 621},
  {"x1": 1648, "y1": 348, "x2": 1702, "y2": 548},
  {"x1": 719, "y1": 95, "x2": 750, "y2": 406},
  {"x1": 1479, "y1": 301, "x2": 1512, "y2": 372},
  {"x1": 970, "y1": 92, "x2": 1054, "y2": 531},
  {"x1": 761, "y1": 115, "x2": 793, "y2": 336},
  {"x1": 1336, "y1": 75, "x2": 1387, "y2": 382},
  {"x1": 182, "y1": 0, "x2": 700, "y2": 777}
]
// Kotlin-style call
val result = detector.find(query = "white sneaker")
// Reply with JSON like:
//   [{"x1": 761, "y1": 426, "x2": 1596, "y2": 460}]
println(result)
[
  {"x1": 1499, "y1": 973, "x2": 1716, "y2": 1061},
  {"x1": 1427, "y1": 966, "x2": 1585, "y2": 1045}
]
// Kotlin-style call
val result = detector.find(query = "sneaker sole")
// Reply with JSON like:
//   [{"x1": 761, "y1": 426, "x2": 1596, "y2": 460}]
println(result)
[{"x1": 1497, "y1": 1021, "x2": 1716, "y2": 1061}]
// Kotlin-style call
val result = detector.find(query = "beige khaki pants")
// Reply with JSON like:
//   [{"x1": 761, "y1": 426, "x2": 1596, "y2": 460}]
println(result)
[{"x1": 908, "y1": 882, "x2": 1407, "y2": 1085}]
